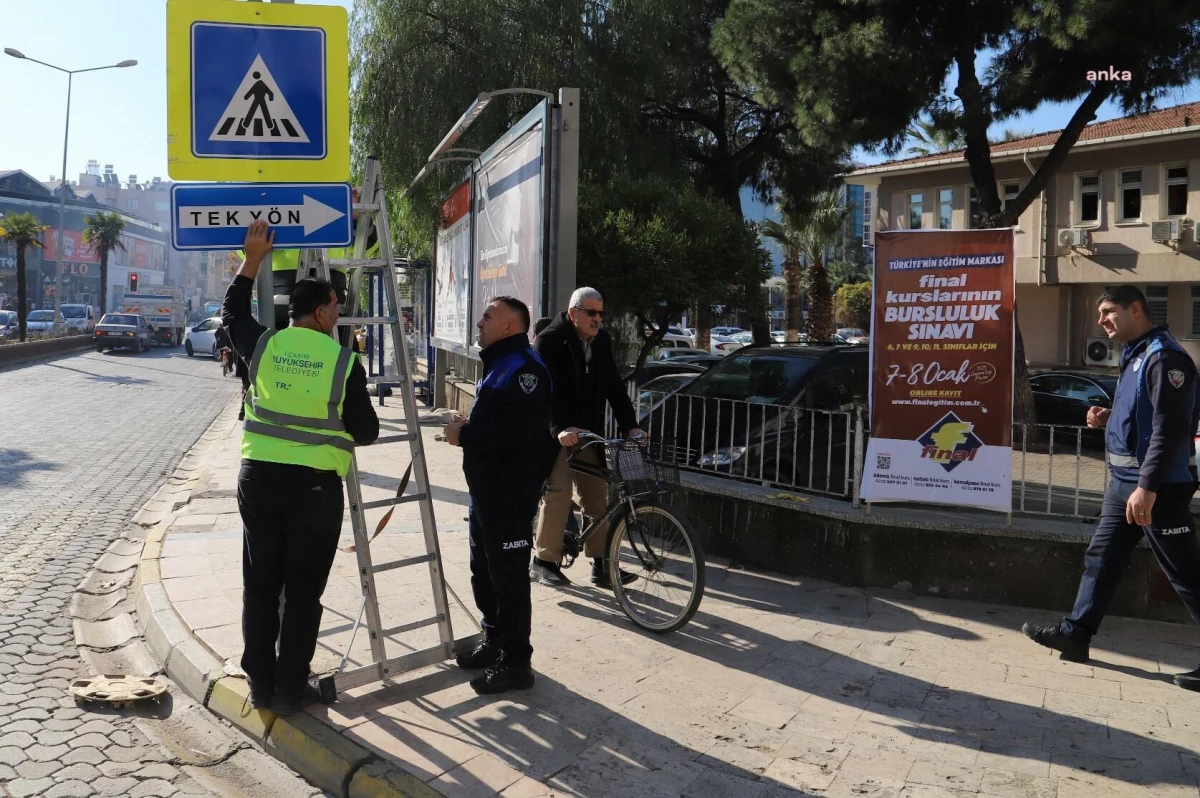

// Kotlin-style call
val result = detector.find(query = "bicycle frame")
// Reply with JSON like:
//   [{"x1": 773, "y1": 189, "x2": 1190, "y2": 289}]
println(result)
[{"x1": 567, "y1": 448, "x2": 664, "y2": 573}]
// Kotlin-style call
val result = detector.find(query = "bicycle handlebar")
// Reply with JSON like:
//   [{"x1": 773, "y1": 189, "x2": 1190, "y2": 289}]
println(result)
[{"x1": 577, "y1": 431, "x2": 646, "y2": 446}]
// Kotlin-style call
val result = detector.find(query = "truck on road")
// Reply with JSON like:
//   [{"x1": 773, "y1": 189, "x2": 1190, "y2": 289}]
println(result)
[{"x1": 120, "y1": 288, "x2": 187, "y2": 346}]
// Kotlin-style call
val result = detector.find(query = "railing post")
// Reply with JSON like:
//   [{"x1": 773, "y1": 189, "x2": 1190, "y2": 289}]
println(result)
[{"x1": 851, "y1": 404, "x2": 864, "y2": 509}]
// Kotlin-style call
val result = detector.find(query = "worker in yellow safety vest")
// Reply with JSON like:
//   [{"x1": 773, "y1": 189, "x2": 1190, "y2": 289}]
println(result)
[{"x1": 221, "y1": 219, "x2": 379, "y2": 716}]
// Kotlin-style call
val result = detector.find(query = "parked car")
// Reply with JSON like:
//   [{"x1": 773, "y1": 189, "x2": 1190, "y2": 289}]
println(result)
[
  {"x1": 622, "y1": 360, "x2": 707, "y2": 388},
  {"x1": 94, "y1": 313, "x2": 155, "y2": 353},
  {"x1": 836, "y1": 328, "x2": 869, "y2": 346},
  {"x1": 0, "y1": 310, "x2": 17, "y2": 340},
  {"x1": 61, "y1": 303, "x2": 96, "y2": 333},
  {"x1": 652, "y1": 347, "x2": 711, "y2": 362},
  {"x1": 185, "y1": 317, "x2": 223, "y2": 357},
  {"x1": 710, "y1": 326, "x2": 744, "y2": 338},
  {"x1": 635, "y1": 373, "x2": 700, "y2": 416},
  {"x1": 710, "y1": 334, "x2": 744, "y2": 356},
  {"x1": 25, "y1": 310, "x2": 64, "y2": 333},
  {"x1": 643, "y1": 345, "x2": 869, "y2": 489},
  {"x1": 1030, "y1": 370, "x2": 1116, "y2": 446}
]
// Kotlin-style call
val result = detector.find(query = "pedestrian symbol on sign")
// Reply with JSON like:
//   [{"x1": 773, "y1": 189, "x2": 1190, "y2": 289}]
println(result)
[{"x1": 209, "y1": 55, "x2": 309, "y2": 143}]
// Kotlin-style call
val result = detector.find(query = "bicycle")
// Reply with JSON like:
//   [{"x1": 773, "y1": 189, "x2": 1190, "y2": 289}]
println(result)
[
  {"x1": 561, "y1": 432, "x2": 705, "y2": 633},
  {"x1": 218, "y1": 346, "x2": 235, "y2": 378}
]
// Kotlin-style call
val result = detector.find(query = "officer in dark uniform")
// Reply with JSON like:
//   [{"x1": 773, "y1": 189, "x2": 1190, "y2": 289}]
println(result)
[
  {"x1": 444, "y1": 296, "x2": 551, "y2": 694},
  {"x1": 1023, "y1": 285, "x2": 1200, "y2": 692}
]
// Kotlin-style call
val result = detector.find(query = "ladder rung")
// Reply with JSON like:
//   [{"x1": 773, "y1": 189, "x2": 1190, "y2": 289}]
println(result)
[
  {"x1": 372, "y1": 553, "x2": 435, "y2": 574},
  {"x1": 338, "y1": 316, "x2": 397, "y2": 325},
  {"x1": 329, "y1": 258, "x2": 390, "y2": 269},
  {"x1": 352, "y1": 203, "x2": 380, "y2": 212},
  {"x1": 373, "y1": 433, "x2": 416, "y2": 445},
  {"x1": 376, "y1": 615, "x2": 443, "y2": 639},
  {"x1": 361, "y1": 492, "x2": 426, "y2": 510},
  {"x1": 366, "y1": 375, "x2": 408, "y2": 385}
]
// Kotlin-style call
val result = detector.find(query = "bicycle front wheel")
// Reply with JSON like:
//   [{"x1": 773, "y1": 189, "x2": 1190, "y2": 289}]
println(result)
[{"x1": 608, "y1": 502, "x2": 705, "y2": 634}]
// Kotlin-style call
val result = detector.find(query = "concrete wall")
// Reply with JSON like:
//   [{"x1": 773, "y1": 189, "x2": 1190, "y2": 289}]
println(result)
[
  {"x1": 674, "y1": 485, "x2": 1195, "y2": 625},
  {"x1": 1016, "y1": 284, "x2": 1068, "y2": 366}
]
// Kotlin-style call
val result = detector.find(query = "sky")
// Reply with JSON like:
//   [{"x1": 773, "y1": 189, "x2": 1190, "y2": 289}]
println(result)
[
  {"x1": 2, "y1": 1, "x2": 1198, "y2": 181},
  {"x1": 0, "y1": 0, "x2": 354, "y2": 185}
]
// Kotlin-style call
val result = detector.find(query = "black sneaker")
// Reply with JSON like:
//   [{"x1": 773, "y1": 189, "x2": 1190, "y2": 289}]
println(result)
[
  {"x1": 456, "y1": 638, "x2": 502, "y2": 670},
  {"x1": 529, "y1": 557, "x2": 571, "y2": 587},
  {"x1": 1022, "y1": 622, "x2": 1090, "y2": 663},
  {"x1": 591, "y1": 558, "x2": 637, "y2": 589},
  {"x1": 470, "y1": 654, "x2": 535, "y2": 695},
  {"x1": 1174, "y1": 666, "x2": 1200, "y2": 692},
  {"x1": 271, "y1": 683, "x2": 321, "y2": 717}
]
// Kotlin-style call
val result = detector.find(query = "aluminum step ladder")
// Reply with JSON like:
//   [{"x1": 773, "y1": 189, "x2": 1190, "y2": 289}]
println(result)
[{"x1": 298, "y1": 156, "x2": 482, "y2": 700}]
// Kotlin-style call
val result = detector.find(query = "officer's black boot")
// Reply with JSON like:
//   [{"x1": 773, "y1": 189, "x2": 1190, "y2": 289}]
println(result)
[
  {"x1": 530, "y1": 556, "x2": 571, "y2": 587},
  {"x1": 456, "y1": 635, "x2": 502, "y2": 670},
  {"x1": 470, "y1": 653, "x2": 535, "y2": 695},
  {"x1": 1174, "y1": 665, "x2": 1200, "y2": 692},
  {"x1": 1021, "y1": 622, "x2": 1090, "y2": 663},
  {"x1": 590, "y1": 557, "x2": 637, "y2": 589}
]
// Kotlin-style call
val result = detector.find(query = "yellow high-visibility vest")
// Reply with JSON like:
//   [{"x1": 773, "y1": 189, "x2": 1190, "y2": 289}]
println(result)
[{"x1": 241, "y1": 327, "x2": 358, "y2": 477}]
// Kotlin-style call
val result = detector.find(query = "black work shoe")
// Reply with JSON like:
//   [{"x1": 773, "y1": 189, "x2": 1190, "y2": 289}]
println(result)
[
  {"x1": 1022, "y1": 622, "x2": 1090, "y2": 663},
  {"x1": 529, "y1": 557, "x2": 571, "y2": 587},
  {"x1": 456, "y1": 638, "x2": 502, "y2": 670},
  {"x1": 271, "y1": 683, "x2": 321, "y2": 717},
  {"x1": 1174, "y1": 666, "x2": 1200, "y2": 692},
  {"x1": 590, "y1": 558, "x2": 637, "y2": 589},
  {"x1": 248, "y1": 684, "x2": 273, "y2": 710},
  {"x1": 470, "y1": 655, "x2": 535, "y2": 695}
]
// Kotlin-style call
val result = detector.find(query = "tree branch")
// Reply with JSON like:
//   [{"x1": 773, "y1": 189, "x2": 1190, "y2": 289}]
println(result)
[
  {"x1": 953, "y1": 42, "x2": 1000, "y2": 217},
  {"x1": 998, "y1": 83, "x2": 1113, "y2": 226}
]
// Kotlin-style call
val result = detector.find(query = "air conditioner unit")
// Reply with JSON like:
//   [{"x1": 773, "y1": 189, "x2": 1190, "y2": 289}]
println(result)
[
  {"x1": 1084, "y1": 336, "x2": 1119, "y2": 367},
  {"x1": 1058, "y1": 227, "x2": 1091, "y2": 248},
  {"x1": 1151, "y1": 219, "x2": 1183, "y2": 243}
]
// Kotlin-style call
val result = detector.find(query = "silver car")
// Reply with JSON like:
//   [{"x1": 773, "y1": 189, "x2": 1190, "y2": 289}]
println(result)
[
  {"x1": 94, "y1": 313, "x2": 154, "y2": 354},
  {"x1": 25, "y1": 309, "x2": 64, "y2": 333}
]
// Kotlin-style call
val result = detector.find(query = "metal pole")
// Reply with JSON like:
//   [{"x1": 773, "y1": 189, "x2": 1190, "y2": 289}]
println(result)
[{"x1": 54, "y1": 72, "x2": 72, "y2": 330}]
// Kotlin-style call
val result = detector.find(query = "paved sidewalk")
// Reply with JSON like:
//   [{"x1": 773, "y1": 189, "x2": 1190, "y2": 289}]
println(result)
[{"x1": 154, "y1": 397, "x2": 1200, "y2": 797}]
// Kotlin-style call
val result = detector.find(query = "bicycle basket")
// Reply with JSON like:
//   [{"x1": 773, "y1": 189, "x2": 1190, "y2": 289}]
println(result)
[{"x1": 603, "y1": 441, "x2": 679, "y2": 493}]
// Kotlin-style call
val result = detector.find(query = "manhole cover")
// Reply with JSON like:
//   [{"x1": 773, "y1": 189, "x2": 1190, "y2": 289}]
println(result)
[{"x1": 69, "y1": 676, "x2": 166, "y2": 708}]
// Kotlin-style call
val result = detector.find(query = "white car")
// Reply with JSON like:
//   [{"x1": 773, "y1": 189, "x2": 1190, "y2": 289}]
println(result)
[
  {"x1": 185, "y1": 317, "x2": 222, "y2": 358},
  {"x1": 710, "y1": 326, "x2": 745, "y2": 338},
  {"x1": 710, "y1": 334, "x2": 744, "y2": 356},
  {"x1": 60, "y1": 303, "x2": 96, "y2": 333},
  {"x1": 25, "y1": 310, "x2": 63, "y2": 332}
]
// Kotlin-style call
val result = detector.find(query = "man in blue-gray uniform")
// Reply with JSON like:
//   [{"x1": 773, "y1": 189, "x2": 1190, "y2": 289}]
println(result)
[
  {"x1": 1023, "y1": 285, "x2": 1200, "y2": 691},
  {"x1": 444, "y1": 296, "x2": 551, "y2": 695}
]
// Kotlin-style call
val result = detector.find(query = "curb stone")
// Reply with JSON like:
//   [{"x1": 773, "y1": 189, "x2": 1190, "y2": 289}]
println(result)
[{"x1": 121, "y1": 402, "x2": 441, "y2": 798}]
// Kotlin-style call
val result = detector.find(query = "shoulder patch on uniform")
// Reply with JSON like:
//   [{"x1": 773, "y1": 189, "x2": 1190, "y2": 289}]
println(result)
[
  {"x1": 1168, "y1": 368, "x2": 1186, "y2": 389},
  {"x1": 519, "y1": 373, "x2": 538, "y2": 394},
  {"x1": 1133, "y1": 357, "x2": 1143, "y2": 372}
]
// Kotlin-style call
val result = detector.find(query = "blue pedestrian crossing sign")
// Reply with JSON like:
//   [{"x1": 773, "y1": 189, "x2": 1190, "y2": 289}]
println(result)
[
  {"x1": 167, "y1": 0, "x2": 349, "y2": 182},
  {"x1": 170, "y1": 183, "x2": 353, "y2": 251}
]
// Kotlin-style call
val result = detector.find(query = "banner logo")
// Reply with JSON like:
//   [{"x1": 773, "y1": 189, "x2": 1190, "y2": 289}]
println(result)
[{"x1": 918, "y1": 412, "x2": 983, "y2": 472}]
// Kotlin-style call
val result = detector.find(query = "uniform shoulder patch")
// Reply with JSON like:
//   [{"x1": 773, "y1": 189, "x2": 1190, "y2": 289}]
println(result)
[
  {"x1": 1168, "y1": 368, "x2": 1186, "y2": 389},
  {"x1": 519, "y1": 373, "x2": 539, "y2": 394}
]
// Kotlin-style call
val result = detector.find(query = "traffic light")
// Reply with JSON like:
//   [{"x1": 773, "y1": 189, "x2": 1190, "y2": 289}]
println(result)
[{"x1": 129, "y1": 273, "x2": 139, "y2": 293}]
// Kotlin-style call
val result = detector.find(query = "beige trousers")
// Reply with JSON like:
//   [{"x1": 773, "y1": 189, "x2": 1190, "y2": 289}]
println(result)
[{"x1": 535, "y1": 445, "x2": 610, "y2": 561}]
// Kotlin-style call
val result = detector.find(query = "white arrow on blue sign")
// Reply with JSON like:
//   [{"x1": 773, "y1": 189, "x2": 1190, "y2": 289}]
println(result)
[{"x1": 170, "y1": 183, "x2": 353, "y2": 251}]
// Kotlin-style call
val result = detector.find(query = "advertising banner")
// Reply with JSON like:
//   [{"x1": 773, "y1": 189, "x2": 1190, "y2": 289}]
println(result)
[
  {"x1": 471, "y1": 124, "x2": 544, "y2": 333},
  {"x1": 859, "y1": 229, "x2": 1015, "y2": 512},
  {"x1": 42, "y1": 230, "x2": 100, "y2": 264},
  {"x1": 433, "y1": 179, "x2": 472, "y2": 347}
]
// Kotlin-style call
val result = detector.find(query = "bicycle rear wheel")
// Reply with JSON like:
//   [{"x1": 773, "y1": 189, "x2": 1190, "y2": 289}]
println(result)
[{"x1": 608, "y1": 502, "x2": 704, "y2": 633}]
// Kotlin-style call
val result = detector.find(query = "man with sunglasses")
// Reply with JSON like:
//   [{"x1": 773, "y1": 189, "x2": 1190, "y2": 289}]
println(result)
[{"x1": 532, "y1": 287, "x2": 645, "y2": 587}]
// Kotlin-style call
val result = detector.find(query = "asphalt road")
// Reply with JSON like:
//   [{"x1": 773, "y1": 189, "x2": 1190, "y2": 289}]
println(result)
[{"x1": 0, "y1": 346, "x2": 249, "y2": 796}]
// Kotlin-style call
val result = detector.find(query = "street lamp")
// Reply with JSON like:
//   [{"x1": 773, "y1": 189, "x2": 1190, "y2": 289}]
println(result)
[{"x1": 4, "y1": 48, "x2": 137, "y2": 332}]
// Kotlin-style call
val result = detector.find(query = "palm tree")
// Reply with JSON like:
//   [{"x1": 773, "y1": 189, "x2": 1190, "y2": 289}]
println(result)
[
  {"x1": 764, "y1": 191, "x2": 850, "y2": 342},
  {"x1": 760, "y1": 215, "x2": 804, "y2": 342},
  {"x1": 905, "y1": 117, "x2": 965, "y2": 156},
  {"x1": 990, "y1": 128, "x2": 1035, "y2": 144},
  {"x1": 0, "y1": 212, "x2": 47, "y2": 342},
  {"x1": 83, "y1": 211, "x2": 126, "y2": 315}
]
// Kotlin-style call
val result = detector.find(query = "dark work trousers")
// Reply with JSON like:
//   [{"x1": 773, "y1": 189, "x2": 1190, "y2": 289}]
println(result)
[
  {"x1": 1061, "y1": 478, "x2": 1200, "y2": 639},
  {"x1": 237, "y1": 460, "x2": 344, "y2": 697},
  {"x1": 469, "y1": 493, "x2": 540, "y2": 664}
]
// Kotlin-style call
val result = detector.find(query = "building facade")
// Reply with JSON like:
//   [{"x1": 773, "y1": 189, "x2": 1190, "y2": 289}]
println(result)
[
  {"x1": 0, "y1": 169, "x2": 167, "y2": 313},
  {"x1": 846, "y1": 101, "x2": 1200, "y2": 367}
]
